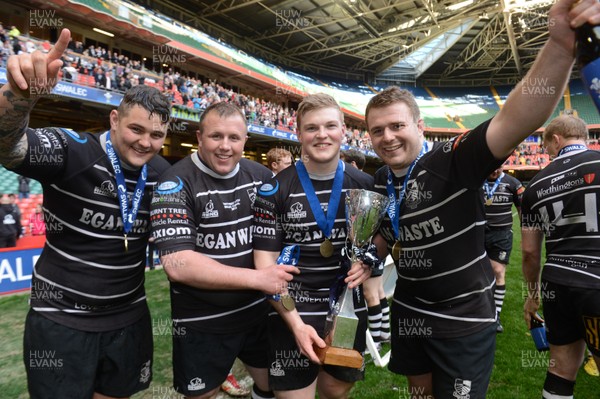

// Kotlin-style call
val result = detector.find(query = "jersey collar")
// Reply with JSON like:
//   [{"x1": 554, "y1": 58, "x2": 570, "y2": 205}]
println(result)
[{"x1": 192, "y1": 152, "x2": 240, "y2": 179}]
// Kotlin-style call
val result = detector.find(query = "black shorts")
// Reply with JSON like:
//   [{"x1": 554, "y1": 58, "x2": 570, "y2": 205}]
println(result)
[
  {"x1": 266, "y1": 307, "x2": 367, "y2": 391},
  {"x1": 389, "y1": 321, "x2": 496, "y2": 399},
  {"x1": 24, "y1": 309, "x2": 153, "y2": 399},
  {"x1": 542, "y1": 279, "x2": 600, "y2": 356},
  {"x1": 484, "y1": 228, "x2": 513, "y2": 264},
  {"x1": 172, "y1": 321, "x2": 269, "y2": 396}
]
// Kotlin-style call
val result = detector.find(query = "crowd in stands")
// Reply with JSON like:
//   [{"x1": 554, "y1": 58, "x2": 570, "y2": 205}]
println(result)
[
  {"x1": 8, "y1": 26, "x2": 600, "y2": 156},
  {"x1": 502, "y1": 141, "x2": 600, "y2": 168},
  {"x1": 1, "y1": 26, "x2": 375, "y2": 150},
  {"x1": 504, "y1": 143, "x2": 551, "y2": 168},
  {"x1": 1, "y1": 24, "x2": 52, "y2": 67}
]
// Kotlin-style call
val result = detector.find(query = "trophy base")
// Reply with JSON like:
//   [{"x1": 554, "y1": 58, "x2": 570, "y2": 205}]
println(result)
[{"x1": 313, "y1": 344, "x2": 363, "y2": 369}]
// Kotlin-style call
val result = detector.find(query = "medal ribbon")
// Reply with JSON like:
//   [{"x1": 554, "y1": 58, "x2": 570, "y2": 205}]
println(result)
[
  {"x1": 558, "y1": 144, "x2": 587, "y2": 157},
  {"x1": 296, "y1": 160, "x2": 344, "y2": 239},
  {"x1": 483, "y1": 172, "x2": 504, "y2": 202},
  {"x1": 386, "y1": 141, "x2": 428, "y2": 240},
  {"x1": 106, "y1": 132, "x2": 148, "y2": 239},
  {"x1": 271, "y1": 245, "x2": 300, "y2": 302}
]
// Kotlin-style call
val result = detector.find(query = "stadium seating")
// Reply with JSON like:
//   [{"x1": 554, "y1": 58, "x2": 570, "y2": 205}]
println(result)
[
  {"x1": 0, "y1": 167, "x2": 43, "y2": 236},
  {"x1": 0, "y1": 167, "x2": 43, "y2": 195},
  {"x1": 426, "y1": 86, "x2": 501, "y2": 129}
]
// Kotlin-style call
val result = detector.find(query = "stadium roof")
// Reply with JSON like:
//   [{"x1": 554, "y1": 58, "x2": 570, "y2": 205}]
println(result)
[{"x1": 138, "y1": 0, "x2": 556, "y2": 86}]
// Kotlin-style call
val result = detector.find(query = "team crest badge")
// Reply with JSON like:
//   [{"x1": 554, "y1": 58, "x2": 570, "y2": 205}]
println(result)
[
  {"x1": 453, "y1": 379, "x2": 472, "y2": 398},
  {"x1": 584, "y1": 173, "x2": 596, "y2": 184}
]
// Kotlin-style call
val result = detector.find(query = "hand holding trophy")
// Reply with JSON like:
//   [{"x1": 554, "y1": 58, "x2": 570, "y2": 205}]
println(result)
[{"x1": 314, "y1": 189, "x2": 389, "y2": 368}]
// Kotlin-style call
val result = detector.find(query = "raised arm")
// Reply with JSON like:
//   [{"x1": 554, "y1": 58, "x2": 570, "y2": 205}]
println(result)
[
  {"x1": 487, "y1": 0, "x2": 600, "y2": 159},
  {"x1": 0, "y1": 28, "x2": 70, "y2": 167}
]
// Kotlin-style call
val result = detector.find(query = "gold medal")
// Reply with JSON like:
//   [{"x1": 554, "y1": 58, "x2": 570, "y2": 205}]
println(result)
[
  {"x1": 485, "y1": 198, "x2": 493, "y2": 206},
  {"x1": 281, "y1": 294, "x2": 295, "y2": 311},
  {"x1": 392, "y1": 241, "x2": 402, "y2": 261},
  {"x1": 124, "y1": 234, "x2": 128, "y2": 252},
  {"x1": 320, "y1": 238, "x2": 334, "y2": 258}
]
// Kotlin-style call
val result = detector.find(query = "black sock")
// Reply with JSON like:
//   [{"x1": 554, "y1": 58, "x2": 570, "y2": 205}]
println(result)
[
  {"x1": 542, "y1": 372, "x2": 575, "y2": 399},
  {"x1": 252, "y1": 384, "x2": 275, "y2": 399}
]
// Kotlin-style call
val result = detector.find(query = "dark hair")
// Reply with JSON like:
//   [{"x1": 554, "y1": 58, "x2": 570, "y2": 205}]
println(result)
[
  {"x1": 117, "y1": 85, "x2": 172, "y2": 124},
  {"x1": 198, "y1": 102, "x2": 246, "y2": 135},
  {"x1": 343, "y1": 149, "x2": 366, "y2": 169}
]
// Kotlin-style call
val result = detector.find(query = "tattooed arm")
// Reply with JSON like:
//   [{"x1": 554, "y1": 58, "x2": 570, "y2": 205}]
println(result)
[
  {"x1": 0, "y1": 28, "x2": 70, "y2": 168},
  {"x1": 0, "y1": 91, "x2": 34, "y2": 168}
]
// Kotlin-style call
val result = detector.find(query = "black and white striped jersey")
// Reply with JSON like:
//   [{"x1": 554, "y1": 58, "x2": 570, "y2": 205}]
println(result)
[
  {"x1": 374, "y1": 120, "x2": 502, "y2": 338},
  {"x1": 10, "y1": 128, "x2": 169, "y2": 331},
  {"x1": 521, "y1": 148, "x2": 600, "y2": 289},
  {"x1": 151, "y1": 155, "x2": 273, "y2": 333},
  {"x1": 252, "y1": 163, "x2": 373, "y2": 333},
  {"x1": 483, "y1": 173, "x2": 523, "y2": 228}
]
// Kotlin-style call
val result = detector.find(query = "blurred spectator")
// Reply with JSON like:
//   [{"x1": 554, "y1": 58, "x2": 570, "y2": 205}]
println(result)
[
  {"x1": 73, "y1": 41, "x2": 84, "y2": 54},
  {"x1": 8, "y1": 193, "x2": 23, "y2": 239},
  {"x1": 0, "y1": 23, "x2": 7, "y2": 43},
  {"x1": 1, "y1": 38, "x2": 13, "y2": 68},
  {"x1": 0, "y1": 194, "x2": 18, "y2": 247},
  {"x1": 17, "y1": 175, "x2": 30, "y2": 199},
  {"x1": 94, "y1": 67, "x2": 108, "y2": 88},
  {"x1": 266, "y1": 148, "x2": 293, "y2": 175},
  {"x1": 41, "y1": 40, "x2": 51, "y2": 53},
  {"x1": 29, "y1": 204, "x2": 46, "y2": 236},
  {"x1": 342, "y1": 149, "x2": 366, "y2": 170},
  {"x1": 8, "y1": 25, "x2": 20, "y2": 39},
  {"x1": 12, "y1": 39, "x2": 23, "y2": 55},
  {"x1": 25, "y1": 40, "x2": 37, "y2": 53}
]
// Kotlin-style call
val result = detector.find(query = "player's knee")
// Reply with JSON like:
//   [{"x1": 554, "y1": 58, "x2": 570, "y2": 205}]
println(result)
[
  {"x1": 317, "y1": 384, "x2": 353, "y2": 399},
  {"x1": 364, "y1": 292, "x2": 379, "y2": 305}
]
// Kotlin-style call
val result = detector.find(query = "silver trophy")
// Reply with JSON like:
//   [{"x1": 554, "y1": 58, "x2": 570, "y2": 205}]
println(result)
[{"x1": 315, "y1": 189, "x2": 390, "y2": 368}]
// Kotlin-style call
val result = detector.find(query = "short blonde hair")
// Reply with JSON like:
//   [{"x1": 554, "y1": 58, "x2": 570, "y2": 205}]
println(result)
[
  {"x1": 266, "y1": 148, "x2": 292, "y2": 167},
  {"x1": 543, "y1": 115, "x2": 588, "y2": 143},
  {"x1": 296, "y1": 93, "x2": 344, "y2": 130}
]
